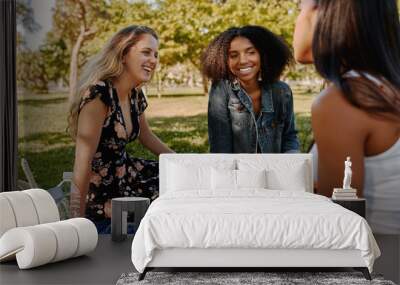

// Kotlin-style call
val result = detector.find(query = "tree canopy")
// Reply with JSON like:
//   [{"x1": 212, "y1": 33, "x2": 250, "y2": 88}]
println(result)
[{"x1": 18, "y1": 0, "x2": 309, "y2": 94}]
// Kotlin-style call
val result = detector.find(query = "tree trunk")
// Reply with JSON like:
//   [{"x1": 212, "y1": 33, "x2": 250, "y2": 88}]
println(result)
[
  {"x1": 156, "y1": 70, "x2": 162, "y2": 98},
  {"x1": 202, "y1": 73, "x2": 209, "y2": 96},
  {"x1": 68, "y1": 26, "x2": 85, "y2": 102}
]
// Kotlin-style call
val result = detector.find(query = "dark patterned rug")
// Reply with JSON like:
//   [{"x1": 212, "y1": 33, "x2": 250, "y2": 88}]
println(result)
[{"x1": 116, "y1": 271, "x2": 396, "y2": 285}]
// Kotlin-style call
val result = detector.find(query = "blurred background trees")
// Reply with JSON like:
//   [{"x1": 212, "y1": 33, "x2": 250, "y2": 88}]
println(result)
[
  {"x1": 17, "y1": 0, "x2": 322, "y2": 188},
  {"x1": 17, "y1": 0, "x2": 320, "y2": 97}
]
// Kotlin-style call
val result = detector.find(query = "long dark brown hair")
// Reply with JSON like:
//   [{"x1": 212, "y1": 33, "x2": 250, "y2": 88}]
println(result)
[
  {"x1": 201, "y1": 25, "x2": 292, "y2": 85},
  {"x1": 312, "y1": 0, "x2": 400, "y2": 120}
]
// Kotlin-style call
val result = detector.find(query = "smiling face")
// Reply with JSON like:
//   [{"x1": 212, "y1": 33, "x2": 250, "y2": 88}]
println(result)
[
  {"x1": 228, "y1": 36, "x2": 261, "y2": 85},
  {"x1": 293, "y1": 0, "x2": 318, "y2": 63},
  {"x1": 123, "y1": 33, "x2": 159, "y2": 87}
]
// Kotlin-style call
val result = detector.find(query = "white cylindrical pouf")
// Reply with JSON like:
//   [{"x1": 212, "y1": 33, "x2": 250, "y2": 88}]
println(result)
[
  {"x1": 24, "y1": 189, "x2": 60, "y2": 223},
  {"x1": 0, "y1": 192, "x2": 39, "y2": 227},
  {"x1": 0, "y1": 226, "x2": 57, "y2": 269},
  {"x1": 0, "y1": 218, "x2": 97, "y2": 269},
  {"x1": 65, "y1": 218, "x2": 98, "y2": 257},
  {"x1": 42, "y1": 221, "x2": 79, "y2": 263},
  {"x1": 0, "y1": 196, "x2": 17, "y2": 237}
]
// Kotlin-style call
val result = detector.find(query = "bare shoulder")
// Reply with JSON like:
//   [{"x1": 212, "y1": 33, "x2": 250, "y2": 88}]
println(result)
[
  {"x1": 311, "y1": 85, "x2": 367, "y2": 196},
  {"x1": 77, "y1": 96, "x2": 108, "y2": 135},
  {"x1": 312, "y1": 84, "x2": 369, "y2": 131},
  {"x1": 313, "y1": 85, "x2": 353, "y2": 115},
  {"x1": 80, "y1": 95, "x2": 108, "y2": 117}
]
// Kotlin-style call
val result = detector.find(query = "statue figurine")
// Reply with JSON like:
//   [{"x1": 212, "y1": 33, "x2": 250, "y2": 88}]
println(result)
[{"x1": 343, "y1": 156, "x2": 352, "y2": 189}]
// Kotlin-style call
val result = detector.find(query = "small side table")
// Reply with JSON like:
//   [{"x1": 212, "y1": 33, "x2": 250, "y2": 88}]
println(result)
[
  {"x1": 331, "y1": 198, "x2": 366, "y2": 218},
  {"x1": 111, "y1": 197, "x2": 150, "y2": 241}
]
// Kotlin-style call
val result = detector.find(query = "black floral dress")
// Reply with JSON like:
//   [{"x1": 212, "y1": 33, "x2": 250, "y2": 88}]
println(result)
[{"x1": 79, "y1": 80, "x2": 159, "y2": 222}]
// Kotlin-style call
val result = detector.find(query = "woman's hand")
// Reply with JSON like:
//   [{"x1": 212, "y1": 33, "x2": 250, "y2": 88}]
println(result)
[
  {"x1": 104, "y1": 200, "x2": 112, "y2": 218},
  {"x1": 69, "y1": 182, "x2": 84, "y2": 218}
]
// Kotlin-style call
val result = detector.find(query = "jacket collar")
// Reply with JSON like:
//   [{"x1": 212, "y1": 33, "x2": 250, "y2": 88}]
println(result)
[{"x1": 228, "y1": 80, "x2": 274, "y2": 113}]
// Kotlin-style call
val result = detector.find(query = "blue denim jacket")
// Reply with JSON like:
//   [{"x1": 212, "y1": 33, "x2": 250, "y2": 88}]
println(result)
[{"x1": 208, "y1": 80, "x2": 300, "y2": 153}]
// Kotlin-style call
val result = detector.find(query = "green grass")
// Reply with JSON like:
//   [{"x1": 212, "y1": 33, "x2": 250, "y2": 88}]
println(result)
[
  {"x1": 296, "y1": 113, "x2": 313, "y2": 152},
  {"x1": 18, "y1": 114, "x2": 312, "y2": 189},
  {"x1": 18, "y1": 98, "x2": 68, "y2": 107},
  {"x1": 19, "y1": 132, "x2": 72, "y2": 145}
]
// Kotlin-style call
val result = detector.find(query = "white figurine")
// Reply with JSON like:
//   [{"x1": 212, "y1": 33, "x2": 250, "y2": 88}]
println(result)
[{"x1": 343, "y1": 156, "x2": 352, "y2": 189}]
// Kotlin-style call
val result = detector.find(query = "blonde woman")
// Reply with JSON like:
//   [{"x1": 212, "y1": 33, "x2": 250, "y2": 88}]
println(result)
[{"x1": 68, "y1": 25, "x2": 174, "y2": 234}]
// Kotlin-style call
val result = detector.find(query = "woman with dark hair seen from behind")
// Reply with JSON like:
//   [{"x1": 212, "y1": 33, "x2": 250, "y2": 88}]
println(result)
[
  {"x1": 202, "y1": 25, "x2": 299, "y2": 154},
  {"x1": 68, "y1": 25, "x2": 174, "y2": 234},
  {"x1": 294, "y1": 0, "x2": 400, "y2": 282}
]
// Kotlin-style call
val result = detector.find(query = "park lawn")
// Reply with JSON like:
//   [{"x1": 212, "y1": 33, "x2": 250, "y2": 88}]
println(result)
[
  {"x1": 18, "y1": 113, "x2": 312, "y2": 189},
  {"x1": 17, "y1": 89, "x2": 315, "y2": 137},
  {"x1": 18, "y1": 88, "x2": 316, "y2": 189}
]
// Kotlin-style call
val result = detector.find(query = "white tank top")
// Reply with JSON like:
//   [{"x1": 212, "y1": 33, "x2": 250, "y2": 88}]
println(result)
[
  {"x1": 311, "y1": 70, "x2": 400, "y2": 234},
  {"x1": 364, "y1": 138, "x2": 400, "y2": 234}
]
